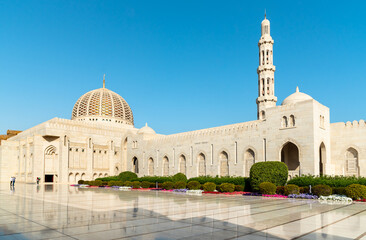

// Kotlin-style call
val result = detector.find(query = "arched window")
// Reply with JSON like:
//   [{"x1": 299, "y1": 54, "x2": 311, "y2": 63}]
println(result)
[
  {"x1": 289, "y1": 115, "x2": 295, "y2": 127},
  {"x1": 197, "y1": 153, "x2": 206, "y2": 176},
  {"x1": 148, "y1": 158, "x2": 154, "y2": 175},
  {"x1": 163, "y1": 156, "x2": 169, "y2": 176},
  {"x1": 319, "y1": 143, "x2": 326, "y2": 176},
  {"x1": 345, "y1": 148, "x2": 359, "y2": 177},
  {"x1": 282, "y1": 116, "x2": 288, "y2": 128},
  {"x1": 132, "y1": 157, "x2": 139, "y2": 174},
  {"x1": 179, "y1": 155, "x2": 186, "y2": 175},
  {"x1": 219, "y1": 151, "x2": 229, "y2": 176},
  {"x1": 244, "y1": 149, "x2": 255, "y2": 177}
]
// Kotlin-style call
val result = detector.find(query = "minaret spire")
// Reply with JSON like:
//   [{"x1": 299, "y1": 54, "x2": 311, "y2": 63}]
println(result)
[
  {"x1": 103, "y1": 74, "x2": 106, "y2": 88},
  {"x1": 256, "y1": 15, "x2": 277, "y2": 120}
]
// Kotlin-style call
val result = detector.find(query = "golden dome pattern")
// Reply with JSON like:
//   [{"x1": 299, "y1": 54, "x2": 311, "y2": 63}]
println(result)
[{"x1": 72, "y1": 83, "x2": 134, "y2": 126}]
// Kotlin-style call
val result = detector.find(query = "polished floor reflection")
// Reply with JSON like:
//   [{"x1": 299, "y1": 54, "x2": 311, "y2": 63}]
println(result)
[{"x1": 0, "y1": 183, "x2": 365, "y2": 240}]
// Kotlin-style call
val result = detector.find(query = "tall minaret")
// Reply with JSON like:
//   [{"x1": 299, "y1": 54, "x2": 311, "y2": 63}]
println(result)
[{"x1": 256, "y1": 14, "x2": 277, "y2": 120}]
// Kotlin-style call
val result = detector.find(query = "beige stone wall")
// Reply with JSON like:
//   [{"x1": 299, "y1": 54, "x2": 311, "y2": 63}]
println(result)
[{"x1": 331, "y1": 120, "x2": 366, "y2": 177}]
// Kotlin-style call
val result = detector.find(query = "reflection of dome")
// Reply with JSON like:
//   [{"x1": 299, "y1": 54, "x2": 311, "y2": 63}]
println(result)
[
  {"x1": 72, "y1": 77, "x2": 133, "y2": 126},
  {"x1": 282, "y1": 87, "x2": 313, "y2": 106},
  {"x1": 137, "y1": 123, "x2": 156, "y2": 135}
]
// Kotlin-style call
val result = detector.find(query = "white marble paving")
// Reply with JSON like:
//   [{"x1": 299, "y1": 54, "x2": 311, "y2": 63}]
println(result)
[{"x1": 0, "y1": 183, "x2": 365, "y2": 240}]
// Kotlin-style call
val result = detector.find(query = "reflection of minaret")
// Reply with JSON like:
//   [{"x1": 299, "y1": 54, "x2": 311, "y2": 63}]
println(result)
[{"x1": 256, "y1": 13, "x2": 277, "y2": 120}]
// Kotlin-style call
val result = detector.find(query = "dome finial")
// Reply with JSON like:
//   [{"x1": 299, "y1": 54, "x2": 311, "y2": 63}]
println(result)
[
  {"x1": 296, "y1": 86, "x2": 299, "y2": 92},
  {"x1": 103, "y1": 74, "x2": 106, "y2": 88}
]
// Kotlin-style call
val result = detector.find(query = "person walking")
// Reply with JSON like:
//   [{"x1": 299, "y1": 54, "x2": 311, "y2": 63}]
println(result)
[{"x1": 12, "y1": 177, "x2": 16, "y2": 187}]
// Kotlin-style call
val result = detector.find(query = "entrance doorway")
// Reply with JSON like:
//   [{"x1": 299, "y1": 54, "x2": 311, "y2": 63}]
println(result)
[{"x1": 45, "y1": 174, "x2": 54, "y2": 183}]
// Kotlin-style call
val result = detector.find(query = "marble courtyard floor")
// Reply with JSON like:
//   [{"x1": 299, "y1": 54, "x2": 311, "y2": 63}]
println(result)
[{"x1": 0, "y1": 183, "x2": 365, "y2": 240}]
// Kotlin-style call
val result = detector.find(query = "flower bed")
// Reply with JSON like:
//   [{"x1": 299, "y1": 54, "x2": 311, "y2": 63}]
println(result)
[
  {"x1": 288, "y1": 193, "x2": 318, "y2": 199},
  {"x1": 119, "y1": 186, "x2": 132, "y2": 191},
  {"x1": 318, "y1": 194, "x2": 352, "y2": 204},
  {"x1": 262, "y1": 194, "x2": 287, "y2": 198},
  {"x1": 172, "y1": 189, "x2": 187, "y2": 193},
  {"x1": 186, "y1": 190, "x2": 203, "y2": 195},
  {"x1": 204, "y1": 191, "x2": 248, "y2": 195}
]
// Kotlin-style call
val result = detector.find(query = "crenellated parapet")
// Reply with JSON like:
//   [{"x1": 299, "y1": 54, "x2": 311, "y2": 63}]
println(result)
[{"x1": 332, "y1": 120, "x2": 366, "y2": 128}]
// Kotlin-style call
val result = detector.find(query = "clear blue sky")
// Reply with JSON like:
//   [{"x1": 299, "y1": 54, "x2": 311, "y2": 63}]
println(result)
[{"x1": 0, "y1": 0, "x2": 365, "y2": 135}]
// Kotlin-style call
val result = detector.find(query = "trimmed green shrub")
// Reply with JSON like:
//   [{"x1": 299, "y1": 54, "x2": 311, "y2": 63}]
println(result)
[
  {"x1": 124, "y1": 181, "x2": 132, "y2": 187},
  {"x1": 172, "y1": 173, "x2": 187, "y2": 183},
  {"x1": 187, "y1": 181, "x2": 201, "y2": 190},
  {"x1": 276, "y1": 186, "x2": 285, "y2": 195},
  {"x1": 108, "y1": 181, "x2": 117, "y2": 187},
  {"x1": 174, "y1": 181, "x2": 186, "y2": 189},
  {"x1": 284, "y1": 184, "x2": 300, "y2": 195},
  {"x1": 78, "y1": 180, "x2": 85, "y2": 184},
  {"x1": 158, "y1": 183, "x2": 163, "y2": 188},
  {"x1": 259, "y1": 182, "x2": 276, "y2": 195},
  {"x1": 219, "y1": 183, "x2": 235, "y2": 193},
  {"x1": 188, "y1": 176, "x2": 246, "y2": 187},
  {"x1": 95, "y1": 176, "x2": 119, "y2": 182},
  {"x1": 313, "y1": 184, "x2": 332, "y2": 196},
  {"x1": 118, "y1": 171, "x2": 138, "y2": 182},
  {"x1": 92, "y1": 180, "x2": 102, "y2": 186},
  {"x1": 235, "y1": 185, "x2": 244, "y2": 192},
  {"x1": 132, "y1": 181, "x2": 141, "y2": 189},
  {"x1": 287, "y1": 175, "x2": 366, "y2": 187},
  {"x1": 250, "y1": 161, "x2": 288, "y2": 191},
  {"x1": 345, "y1": 184, "x2": 366, "y2": 200},
  {"x1": 332, "y1": 187, "x2": 346, "y2": 195},
  {"x1": 138, "y1": 176, "x2": 173, "y2": 183},
  {"x1": 102, "y1": 181, "x2": 108, "y2": 186},
  {"x1": 203, "y1": 182, "x2": 216, "y2": 192},
  {"x1": 162, "y1": 181, "x2": 174, "y2": 190},
  {"x1": 150, "y1": 182, "x2": 157, "y2": 188},
  {"x1": 299, "y1": 186, "x2": 310, "y2": 194},
  {"x1": 141, "y1": 181, "x2": 151, "y2": 188}
]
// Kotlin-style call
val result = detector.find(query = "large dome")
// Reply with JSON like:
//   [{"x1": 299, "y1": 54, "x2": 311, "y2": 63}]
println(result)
[{"x1": 72, "y1": 82, "x2": 134, "y2": 126}]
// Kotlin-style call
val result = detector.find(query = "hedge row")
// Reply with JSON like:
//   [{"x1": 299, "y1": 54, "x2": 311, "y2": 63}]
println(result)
[
  {"x1": 287, "y1": 175, "x2": 366, "y2": 187},
  {"x1": 258, "y1": 182, "x2": 366, "y2": 200}
]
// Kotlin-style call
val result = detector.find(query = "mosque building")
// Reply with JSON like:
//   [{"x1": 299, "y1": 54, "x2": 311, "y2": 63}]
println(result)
[{"x1": 0, "y1": 16, "x2": 365, "y2": 183}]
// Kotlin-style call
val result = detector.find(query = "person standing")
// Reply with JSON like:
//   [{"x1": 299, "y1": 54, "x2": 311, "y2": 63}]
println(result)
[
  {"x1": 36, "y1": 177, "x2": 40, "y2": 184},
  {"x1": 10, "y1": 176, "x2": 13, "y2": 186}
]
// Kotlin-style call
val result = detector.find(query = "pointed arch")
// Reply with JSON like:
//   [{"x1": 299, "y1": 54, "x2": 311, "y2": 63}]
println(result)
[
  {"x1": 132, "y1": 157, "x2": 139, "y2": 174},
  {"x1": 345, "y1": 147, "x2": 359, "y2": 177},
  {"x1": 179, "y1": 154, "x2": 186, "y2": 175},
  {"x1": 219, "y1": 151, "x2": 229, "y2": 176},
  {"x1": 244, "y1": 148, "x2": 255, "y2": 177},
  {"x1": 197, "y1": 153, "x2": 206, "y2": 176},
  {"x1": 319, "y1": 142, "x2": 326, "y2": 176},
  {"x1": 163, "y1": 156, "x2": 169, "y2": 176},
  {"x1": 280, "y1": 142, "x2": 300, "y2": 178},
  {"x1": 148, "y1": 158, "x2": 154, "y2": 176}
]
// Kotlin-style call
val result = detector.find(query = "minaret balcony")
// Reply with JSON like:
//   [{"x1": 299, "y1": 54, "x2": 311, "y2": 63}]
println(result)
[
  {"x1": 257, "y1": 65, "x2": 276, "y2": 73},
  {"x1": 256, "y1": 96, "x2": 277, "y2": 103}
]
